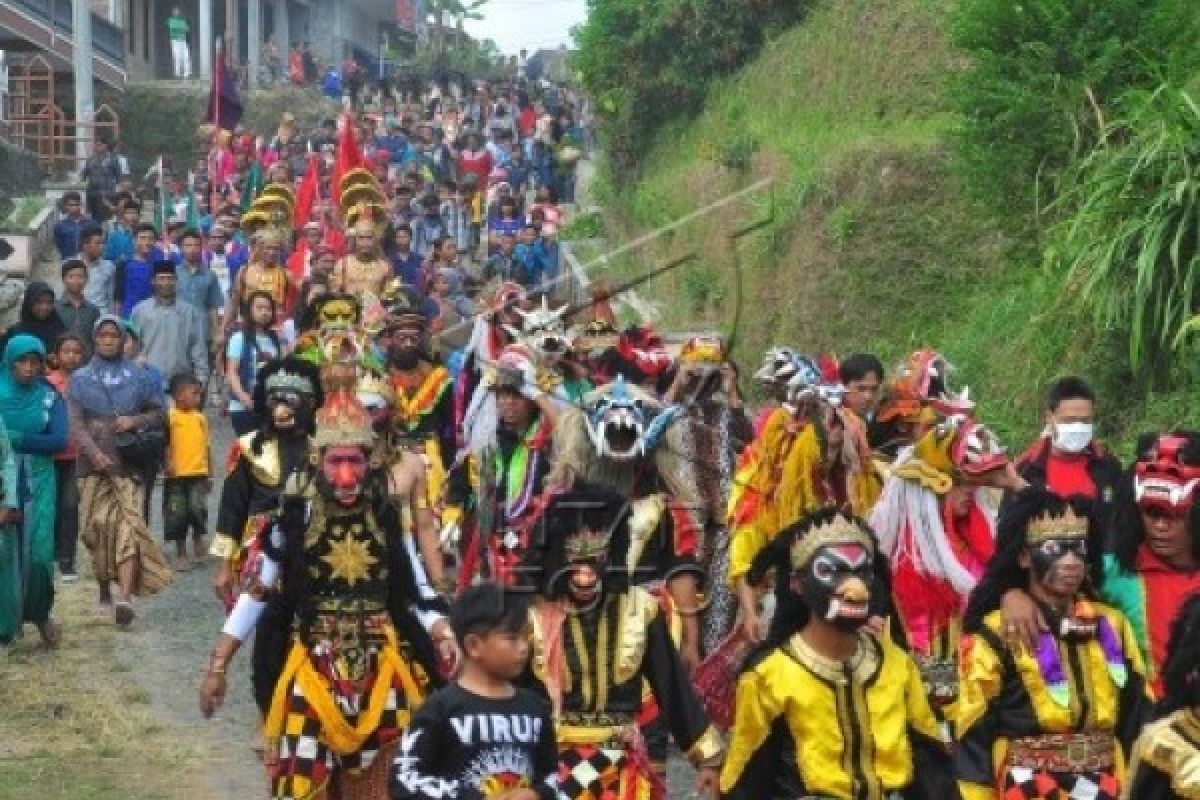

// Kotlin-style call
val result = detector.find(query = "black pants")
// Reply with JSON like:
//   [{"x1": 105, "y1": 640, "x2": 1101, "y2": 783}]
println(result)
[{"x1": 53, "y1": 459, "x2": 79, "y2": 572}]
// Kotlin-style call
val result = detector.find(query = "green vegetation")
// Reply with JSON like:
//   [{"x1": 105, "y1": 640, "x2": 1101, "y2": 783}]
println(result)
[
  {"x1": 574, "y1": 0, "x2": 805, "y2": 173},
  {"x1": 582, "y1": 0, "x2": 1197, "y2": 453}
]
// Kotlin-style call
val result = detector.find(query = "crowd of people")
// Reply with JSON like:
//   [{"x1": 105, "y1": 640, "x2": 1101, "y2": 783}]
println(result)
[{"x1": 5, "y1": 70, "x2": 1200, "y2": 800}]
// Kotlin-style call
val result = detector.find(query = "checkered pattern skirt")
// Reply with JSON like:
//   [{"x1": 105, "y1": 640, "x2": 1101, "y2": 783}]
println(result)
[
  {"x1": 556, "y1": 744, "x2": 653, "y2": 800},
  {"x1": 264, "y1": 622, "x2": 428, "y2": 800},
  {"x1": 1001, "y1": 765, "x2": 1120, "y2": 800}
]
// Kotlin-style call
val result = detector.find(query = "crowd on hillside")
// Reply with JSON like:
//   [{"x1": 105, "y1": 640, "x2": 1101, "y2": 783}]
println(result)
[{"x1": 4, "y1": 54, "x2": 1200, "y2": 800}]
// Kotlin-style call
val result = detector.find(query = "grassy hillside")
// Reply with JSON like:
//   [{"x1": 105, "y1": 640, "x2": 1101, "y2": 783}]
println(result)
[{"x1": 585, "y1": 0, "x2": 1194, "y2": 454}]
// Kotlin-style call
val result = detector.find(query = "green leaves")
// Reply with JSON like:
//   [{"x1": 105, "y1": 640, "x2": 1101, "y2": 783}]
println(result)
[
  {"x1": 573, "y1": 0, "x2": 808, "y2": 175},
  {"x1": 1055, "y1": 86, "x2": 1200, "y2": 371}
]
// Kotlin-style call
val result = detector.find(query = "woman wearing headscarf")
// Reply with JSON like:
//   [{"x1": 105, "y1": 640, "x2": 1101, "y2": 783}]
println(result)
[
  {"x1": 0, "y1": 334, "x2": 68, "y2": 648},
  {"x1": 0, "y1": 281, "x2": 66, "y2": 352},
  {"x1": 68, "y1": 315, "x2": 171, "y2": 627}
]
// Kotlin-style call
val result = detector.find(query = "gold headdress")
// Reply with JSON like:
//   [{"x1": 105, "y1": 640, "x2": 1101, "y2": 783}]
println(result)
[
  {"x1": 1025, "y1": 506, "x2": 1089, "y2": 544},
  {"x1": 790, "y1": 513, "x2": 876, "y2": 571},
  {"x1": 313, "y1": 389, "x2": 375, "y2": 449}
]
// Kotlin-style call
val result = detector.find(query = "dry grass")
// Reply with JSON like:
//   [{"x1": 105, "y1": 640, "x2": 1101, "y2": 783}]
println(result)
[{"x1": 0, "y1": 573, "x2": 210, "y2": 799}]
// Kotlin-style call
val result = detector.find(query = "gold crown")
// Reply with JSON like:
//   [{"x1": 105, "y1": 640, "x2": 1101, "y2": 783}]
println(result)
[
  {"x1": 1025, "y1": 506, "x2": 1089, "y2": 543},
  {"x1": 789, "y1": 513, "x2": 875, "y2": 571},
  {"x1": 313, "y1": 389, "x2": 375, "y2": 449}
]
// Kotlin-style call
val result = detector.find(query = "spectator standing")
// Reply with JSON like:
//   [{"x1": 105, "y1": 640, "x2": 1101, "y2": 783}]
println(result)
[
  {"x1": 57, "y1": 260, "x2": 102, "y2": 352},
  {"x1": 4, "y1": 282, "x2": 66, "y2": 353},
  {"x1": 412, "y1": 194, "x2": 448, "y2": 261},
  {"x1": 389, "y1": 224, "x2": 424, "y2": 291},
  {"x1": 483, "y1": 231, "x2": 520, "y2": 284},
  {"x1": 81, "y1": 140, "x2": 121, "y2": 223},
  {"x1": 167, "y1": 6, "x2": 191, "y2": 79},
  {"x1": 103, "y1": 200, "x2": 141, "y2": 268},
  {"x1": 131, "y1": 261, "x2": 209, "y2": 390},
  {"x1": 54, "y1": 192, "x2": 92, "y2": 260},
  {"x1": 288, "y1": 43, "x2": 304, "y2": 85},
  {"x1": 0, "y1": 335, "x2": 68, "y2": 649},
  {"x1": 70, "y1": 316, "x2": 171, "y2": 627},
  {"x1": 46, "y1": 333, "x2": 86, "y2": 580},
  {"x1": 81, "y1": 226, "x2": 118, "y2": 314},
  {"x1": 116, "y1": 223, "x2": 159, "y2": 318},
  {"x1": 223, "y1": 291, "x2": 280, "y2": 435},
  {"x1": 174, "y1": 229, "x2": 225, "y2": 354},
  {"x1": 513, "y1": 224, "x2": 544, "y2": 290},
  {"x1": 162, "y1": 374, "x2": 211, "y2": 571}
]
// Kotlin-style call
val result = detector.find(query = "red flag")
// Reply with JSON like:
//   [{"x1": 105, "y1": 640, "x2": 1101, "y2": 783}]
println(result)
[
  {"x1": 331, "y1": 113, "x2": 364, "y2": 216},
  {"x1": 293, "y1": 153, "x2": 319, "y2": 229}
]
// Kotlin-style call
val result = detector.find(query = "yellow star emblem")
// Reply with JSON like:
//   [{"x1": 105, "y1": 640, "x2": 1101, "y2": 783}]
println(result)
[{"x1": 322, "y1": 535, "x2": 378, "y2": 586}]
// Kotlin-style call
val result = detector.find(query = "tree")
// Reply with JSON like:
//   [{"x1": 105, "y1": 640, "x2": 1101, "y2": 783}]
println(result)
[{"x1": 426, "y1": 0, "x2": 488, "y2": 62}]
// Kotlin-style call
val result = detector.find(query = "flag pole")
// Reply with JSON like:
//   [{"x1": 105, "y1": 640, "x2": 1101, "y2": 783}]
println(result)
[{"x1": 158, "y1": 156, "x2": 169, "y2": 251}]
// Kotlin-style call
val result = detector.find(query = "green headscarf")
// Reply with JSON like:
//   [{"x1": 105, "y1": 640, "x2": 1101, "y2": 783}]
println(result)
[{"x1": 0, "y1": 333, "x2": 51, "y2": 436}]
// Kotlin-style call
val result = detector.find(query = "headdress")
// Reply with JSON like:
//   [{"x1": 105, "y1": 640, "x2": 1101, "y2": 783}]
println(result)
[
  {"x1": 678, "y1": 334, "x2": 726, "y2": 366},
  {"x1": 381, "y1": 280, "x2": 427, "y2": 331},
  {"x1": 504, "y1": 295, "x2": 570, "y2": 359},
  {"x1": 894, "y1": 349, "x2": 974, "y2": 417},
  {"x1": 252, "y1": 357, "x2": 323, "y2": 430},
  {"x1": 789, "y1": 512, "x2": 876, "y2": 571},
  {"x1": 583, "y1": 375, "x2": 680, "y2": 462},
  {"x1": 1025, "y1": 506, "x2": 1090, "y2": 543},
  {"x1": 1134, "y1": 434, "x2": 1200, "y2": 515},
  {"x1": 536, "y1": 484, "x2": 634, "y2": 598},
  {"x1": 313, "y1": 389, "x2": 375, "y2": 449}
]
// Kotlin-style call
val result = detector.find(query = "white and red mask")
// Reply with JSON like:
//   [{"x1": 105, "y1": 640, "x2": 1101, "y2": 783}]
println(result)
[
  {"x1": 321, "y1": 446, "x2": 369, "y2": 506},
  {"x1": 1135, "y1": 435, "x2": 1200, "y2": 517}
]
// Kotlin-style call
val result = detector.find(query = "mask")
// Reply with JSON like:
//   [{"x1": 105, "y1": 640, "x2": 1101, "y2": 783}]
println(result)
[
  {"x1": 320, "y1": 446, "x2": 369, "y2": 506},
  {"x1": 266, "y1": 388, "x2": 313, "y2": 433},
  {"x1": 1134, "y1": 434, "x2": 1200, "y2": 516},
  {"x1": 317, "y1": 297, "x2": 359, "y2": 331},
  {"x1": 1052, "y1": 422, "x2": 1093, "y2": 454},
  {"x1": 794, "y1": 542, "x2": 874, "y2": 632}
]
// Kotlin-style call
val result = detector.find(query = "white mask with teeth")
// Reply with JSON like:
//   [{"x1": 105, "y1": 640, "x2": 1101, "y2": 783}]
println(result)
[
  {"x1": 503, "y1": 295, "x2": 571, "y2": 360},
  {"x1": 585, "y1": 376, "x2": 648, "y2": 462}
]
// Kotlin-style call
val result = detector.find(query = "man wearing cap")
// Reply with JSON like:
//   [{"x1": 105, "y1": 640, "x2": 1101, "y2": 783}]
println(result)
[
  {"x1": 131, "y1": 260, "x2": 209, "y2": 390},
  {"x1": 333, "y1": 220, "x2": 391, "y2": 299}
]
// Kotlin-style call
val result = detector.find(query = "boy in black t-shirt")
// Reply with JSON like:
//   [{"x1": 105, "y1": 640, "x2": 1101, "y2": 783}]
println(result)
[{"x1": 391, "y1": 583, "x2": 560, "y2": 800}]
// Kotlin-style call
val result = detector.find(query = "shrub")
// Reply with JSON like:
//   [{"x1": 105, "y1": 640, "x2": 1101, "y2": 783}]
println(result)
[
  {"x1": 573, "y1": 0, "x2": 808, "y2": 175},
  {"x1": 948, "y1": 0, "x2": 1199, "y2": 229},
  {"x1": 1055, "y1": 85, "x2": 1200, "y2": 373}
]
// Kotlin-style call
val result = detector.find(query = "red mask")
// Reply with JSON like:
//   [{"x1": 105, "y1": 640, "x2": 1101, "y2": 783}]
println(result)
[
  {"x1": 321, "y1": 446, "x2": 369, "y2": 506},
  {"x1": 1134, "y1": 435, "x2": 1200, "y2": 516}
]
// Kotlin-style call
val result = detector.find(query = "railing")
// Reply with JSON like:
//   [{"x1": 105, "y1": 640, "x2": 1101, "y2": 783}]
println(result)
[{"x1": 7, "y1": 0, "x2": 126, "y2": 68}]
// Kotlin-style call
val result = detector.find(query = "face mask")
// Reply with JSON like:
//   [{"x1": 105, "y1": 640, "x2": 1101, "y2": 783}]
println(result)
[{"x1": 1053, "y1": 422, "x2": 1093, "y2": 454}]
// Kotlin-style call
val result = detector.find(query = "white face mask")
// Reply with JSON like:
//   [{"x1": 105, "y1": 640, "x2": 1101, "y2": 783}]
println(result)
[{"x1": 1053, "y1": 422, "x2": 1093, "y2": 454}]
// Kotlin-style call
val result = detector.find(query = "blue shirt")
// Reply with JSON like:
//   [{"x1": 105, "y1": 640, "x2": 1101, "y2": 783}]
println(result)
[
  {"x1": 118, "y1": 256, "x2": 154, "y2": 318},
  {"x1": 103, "y1": 225, "x2": 135, "y2": 265},
  {"x1": 514, "y1": 242, "x2": 544, "y2": 287},
  {"x1": 391, "y1": 250, "x2": 424, "y2": 291},
  {"x1": 175, "y1": 262, "x2": 225, "y2": 338},
  {"x1": 54, "y1": 215, "x2": 93, "y2": 259}
]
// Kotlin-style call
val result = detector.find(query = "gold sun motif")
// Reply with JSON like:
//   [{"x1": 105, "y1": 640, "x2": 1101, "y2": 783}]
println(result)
[{"x1": 322, "y1": 533, "x2": 378, "y2": 586}]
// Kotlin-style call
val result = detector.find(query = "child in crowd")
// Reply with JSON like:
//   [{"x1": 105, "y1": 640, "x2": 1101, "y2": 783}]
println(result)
[
  {"x1": 390, "y1": 583, "x2": 559, "y2": 800},
  {"x1": 46, "y1": 333, "x2": 87, "y2": 581},
  {"x1": 163, "y1": 374, "x2": 211, "y2": 571}
]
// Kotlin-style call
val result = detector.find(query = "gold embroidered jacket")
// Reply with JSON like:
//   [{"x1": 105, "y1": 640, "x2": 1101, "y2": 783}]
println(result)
[
  {"x1": 1124, "y1": 709, "x2": 1200, "y2": 800},
  {"x1": 720, "y1": 631, "x2": 951, "y2": 799}
]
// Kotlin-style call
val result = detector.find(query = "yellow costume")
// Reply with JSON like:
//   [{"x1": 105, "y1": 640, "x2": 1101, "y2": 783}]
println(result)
[
  {"x1": 956, "y1": 604, "x2": 1152, "y2": 800},
  {"x1": 720, "y1": 630, "x2": 946, "y2": 798},
  {"x1": 1123, "y1": 709, "x2": 1200, "y2": 800},
  {"x1": 727, "y1": 407, "x2": 878, "y2": 585}
]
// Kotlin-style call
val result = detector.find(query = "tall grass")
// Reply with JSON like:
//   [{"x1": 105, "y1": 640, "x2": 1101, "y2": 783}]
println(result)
[{"x1": 1055, "y1": 85, "x2": 1200, "y2": 373}]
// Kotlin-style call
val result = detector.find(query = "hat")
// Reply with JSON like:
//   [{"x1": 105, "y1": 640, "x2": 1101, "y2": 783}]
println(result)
[
  {"x1": 94, "y1": 314, "x2": 123, "y2": 334},
  {"x1": 152, "y1": 259, "x2": 177, "y2": 276}
]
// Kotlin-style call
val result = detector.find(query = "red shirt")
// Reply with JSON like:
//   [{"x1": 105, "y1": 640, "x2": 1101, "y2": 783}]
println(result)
[
  {"x1": 458, "y1": 149, "x2": 493, "y2": 189},
  {"x1": 1044, "y1": 451, "x2": 1096, "y2": 499},
  {"x1": 518, "y1": 108, "x2": 537, "y2": 137},
  {"x1": 1137, "y1": 544, "x2": 1200, "y2": 689}
]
